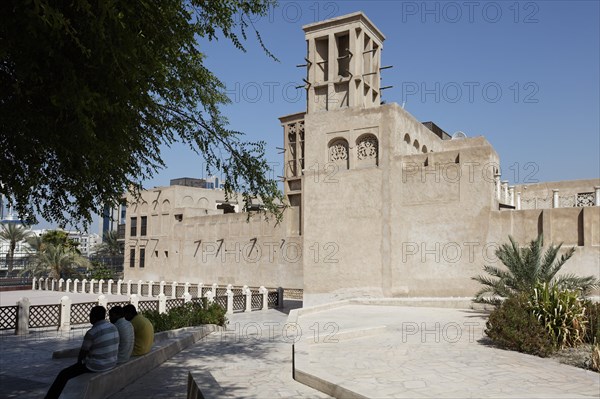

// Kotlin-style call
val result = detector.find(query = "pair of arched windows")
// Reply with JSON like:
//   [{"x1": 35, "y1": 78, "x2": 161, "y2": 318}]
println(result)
[{"x1": 328, "y1": 134, "x2": 379, "y2": 168}]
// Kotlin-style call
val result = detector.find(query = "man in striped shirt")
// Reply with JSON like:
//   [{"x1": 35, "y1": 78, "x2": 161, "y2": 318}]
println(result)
[{"x1": 45, "y1": 305, "x2": 119, "y2": 399}]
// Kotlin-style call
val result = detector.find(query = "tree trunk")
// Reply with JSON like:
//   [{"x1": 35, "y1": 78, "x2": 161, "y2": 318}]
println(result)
[{"x1": 7, "y1": 244, "x2": 14, "y2": 276}]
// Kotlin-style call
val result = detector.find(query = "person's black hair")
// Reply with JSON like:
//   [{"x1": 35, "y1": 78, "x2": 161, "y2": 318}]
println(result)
[
  {"x1": 109, "y1": 305, "x2": 124, "y2": 318},
  {"x1": 90, "y1": 306, "x2": 106, "y2": 320},
  {"x1": 123, "y1": 304, "x2": 138, "y2": 317}
]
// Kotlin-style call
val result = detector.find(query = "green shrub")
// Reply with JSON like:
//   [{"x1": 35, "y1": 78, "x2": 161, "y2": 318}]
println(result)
[
  {"x1": 485, "y1": 294, "x2": 555, "y2": 357},
  {"x1": 89, "y1": 261, "x2": 115, "y2": 280},
  {"x1": 143, "y1": 302, "x2": 227, "y2": 332},
  {"x1": 583, "y1": 301, "x2": 600, "y2": 344},
  {"x1": 529, "y1": 283, "x2": 586, "y2": 349},
  {"x1": 142, "y1": 310, "x2": 173, "y2": 333}
]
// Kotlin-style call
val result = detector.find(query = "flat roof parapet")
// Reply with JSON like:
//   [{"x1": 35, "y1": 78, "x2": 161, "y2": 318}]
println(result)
[{"x1": 302, "y1": 11, "x2": 385, "y2": 42}]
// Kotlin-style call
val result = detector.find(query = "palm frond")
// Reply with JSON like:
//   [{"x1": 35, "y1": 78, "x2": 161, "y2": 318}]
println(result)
[
  {"x1": 554, "y1": 274, "x2": 599, "y2": 295},
  {"x1": 545, "y1": 246, "x2": 576, "y2": 281},
  {"x1": 540, "y1": 243, "x2": 561, "y2": 280},
  {"x1": 472, "y1": 234, "x2": 596, "y2": 303}
]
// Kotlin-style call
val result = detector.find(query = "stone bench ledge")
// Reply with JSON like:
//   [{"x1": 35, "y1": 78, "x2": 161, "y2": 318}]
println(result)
[{"x1": 59, "y1": 325, "x2": 222, "y2": 399}]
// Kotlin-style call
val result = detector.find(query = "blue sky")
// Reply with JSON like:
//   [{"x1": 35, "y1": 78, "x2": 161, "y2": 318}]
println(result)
[
  {"x1": 155, "y1": 0, "x2": 599, "y2": 186},
  {"x1": 39, "y1": 1, "x2": 600, "y2": 231}
]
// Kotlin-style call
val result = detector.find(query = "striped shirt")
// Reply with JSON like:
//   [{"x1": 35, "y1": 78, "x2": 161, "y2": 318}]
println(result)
[
  {"x1": 113, "y1": 317, "x2": 134, "y2": 364},
  {"x1": 81, "y1": 319, "x2": 119, "y2": 372}
]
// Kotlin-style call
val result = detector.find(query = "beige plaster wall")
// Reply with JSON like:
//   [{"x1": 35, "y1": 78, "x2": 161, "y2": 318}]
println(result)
[
  {"x1": 487, "y1": 207, "x2": 600, "y2": 294},
  {"x1": 300, "y1": 103, "x2": 598, "y2": 304},
  {"x1": 121, "y1": 104, "x2": 599, "y2": 305},
  {"x1": 388, "y1": 137, "x2": 500, "y2": 297},
  {"x1": 124, "y1": 187, "x2": 303, "y2": 289},
  {"x1": 301, "y1": 106, "x2": 390, "y2": 305}
]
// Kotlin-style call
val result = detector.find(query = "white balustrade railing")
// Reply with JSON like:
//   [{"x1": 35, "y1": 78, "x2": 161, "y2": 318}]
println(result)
[
  {"x1": 6, "y1": 282, "x2": 284, "y2": 335},
  {"x1": 512, "y1": 186, "x2": 599, "y2": 210},
  {"x1": 18, "y1": 278, "x2": 287, "y2": 333}
]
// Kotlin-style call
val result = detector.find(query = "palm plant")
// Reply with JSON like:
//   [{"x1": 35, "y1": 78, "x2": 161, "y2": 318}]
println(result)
[
  {"x1": 472, "y1": 234, "x2": 599, "y2": 305},
  {"x1": 93, "y1": 230, "x2": 123, "y2": 256},
  {"x1": 21, "y1": 243, "x2": 90, "y2": 279},
  {"x1": 0, "y1": 222, "x2": 33, "y2": 275},
  {"x1": 25, "y1": 235, "x2": 44, "y2": 253}
]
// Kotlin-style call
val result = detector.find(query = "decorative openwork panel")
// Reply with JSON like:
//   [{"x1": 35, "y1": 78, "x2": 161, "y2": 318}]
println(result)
[
  {"x1": 577, "y1": 192, "x2": 594, "y2": 207},
  {"x1": 71, "y1": 302, "x2": 96, "y2": 325},
  {"x1": 357, "y1": 135, "x2": 378, "y2": 161},
  {"x1": 520, "y1": 198, "x2": 535, "y2": 210},
  {"x1": 164, "y1": 285, "x2": 173, "y2": 297},
  {"x1": 111, "y1": 285, "x2": 118, "y2": 294},
  {"x1": 214, "y1": 296, "x2": 227, "y2": 309},
  {"x1": 232, "y1": 295, "x2": 246, "y2": 312},
  {"x1": 201, "y1": 287, "x2": 211, "y2": 297},
  {"x1": 298, "y1": 121, "x2": 305, "y2": 171},
  {"x1": 189, "y1": 286, "x2": 199, "y2": 297},
  {"x1": 175, "y1": 286, "x2": 185, "y2": 298},
  {"x1": 284, "y1": 289, "x2": 303, "y2": 300},
  {"x1": 166, "y1": 299, "x2": 185, "y2": 312},
  {"x1": 29, "y1": 304, "x2": 60, "y2": 328},
  {"x1": 152, "y1": 285, "x2": 161, "y2": 296},
  {"x1": 0, "y1": 306, "x2": 18, "y2": 330},
  {"x1": 560, "y1": 195, "x2": 576, "y2": 208},
  {"x1": 287, "y1": 122, "x2": 297, "y2": 145},
  {"x1": 130, "y1": 285, "x2": 138, "y2": 295},
  {"x1": 231, "y1": 288, "x2": 243, "y2": 296},
  {"x1": 141, "y1": 285, "x2": 149, "y2": 296},
  {"x1": 267, "y1": 292, "x2": 278, "y2": 308},
  {"x1": 138, "y1": 300, "x2": 159, "y2": 313},
  {"x1": 190, "y1": 297, "x2": 207, "y2": 309},
  {"x1": 329, "y1": 140, "x2": 349, "y2": 162},
  {"x1": 216, "y1": 288, "x2": 227, "y2": 297},
  {"x1": 251, "y1": 293, "x2": 262, "y2": 310},
  {"x1": 536, "y1": 197, "x2": 551, "y2": 209}
]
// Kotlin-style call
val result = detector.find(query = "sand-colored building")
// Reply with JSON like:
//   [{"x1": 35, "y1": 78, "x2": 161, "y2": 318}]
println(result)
[{"x1": 124, "y1": 12, "x2": 600, "y2": 306}]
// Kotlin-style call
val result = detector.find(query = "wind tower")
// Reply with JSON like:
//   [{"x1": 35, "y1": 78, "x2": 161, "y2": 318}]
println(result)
[
  {"x1": 280, "y1": 12, "x2": 387, "y2": 236},
  {"x1": 303, "y1": 12, "x2": 386, "y2": 112}
]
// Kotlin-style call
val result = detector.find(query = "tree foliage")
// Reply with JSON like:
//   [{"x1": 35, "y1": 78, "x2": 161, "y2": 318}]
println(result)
[
  {"x1": 1, "y1": 0, "x2": 283, "y2": 228},
  {"x1": 21, "y1": 243, "x2": 90, "y2": 279},
  {"x1": 93, "y1": 230, "x2": 123, "y2": 256},
  {"x1": 472, "y1": 234, "x2": 599, "y2": 305},
  {"x1": 0, "y1": 222, "x2": 33, "y2": 274},
  {"x1": 39, "y1": 230, "x2": 80, "y2": 252}
]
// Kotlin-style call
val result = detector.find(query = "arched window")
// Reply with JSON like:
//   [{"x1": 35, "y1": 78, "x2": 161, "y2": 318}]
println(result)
[
  {"x1": 328, "y1": 138, "x2": 349, "y2": 170},
  {"x1": 422, "y1": 145, "x2": 428, "y2": 153},
  {"x1": 413, "y1": 139, "x2": 420, "y2": 151},
  {"x1": 404, "y1": 133, "x2": 411, "y2": 144},
  {"x1": 197, "y1": 197, "x2": 209, "y2": 209},
  {"x1": 356, "y1": 134, "x2": 379, "y2": 167},
  {"x1": 182, "y1": 196, "x2": 193, "y2": 207},
  {"x1": 287, "y1": 122, "x2": 298, "y2": 177}
]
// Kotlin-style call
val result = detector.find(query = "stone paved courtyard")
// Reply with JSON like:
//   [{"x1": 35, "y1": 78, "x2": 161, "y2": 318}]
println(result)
[
  {"x1": 293, "y1": 304, "x2": 600, "y2": 398},
  {"x1": 0, "y1": 294, "x2": 599, "y2": 398}
]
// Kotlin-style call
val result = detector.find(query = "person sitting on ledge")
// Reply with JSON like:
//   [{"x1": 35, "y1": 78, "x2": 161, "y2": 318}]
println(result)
[
  {"x1": 45, "y1": 305, "x2": 119, "y2": 399},
  {"x1": 109, "y1": 305, "x2": 134, "y2": 364},
  {"x1": 123, "y1": 304, "x2": 154, "y2": 356}
]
